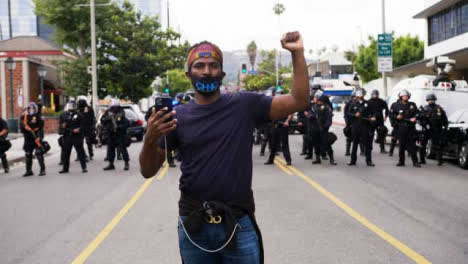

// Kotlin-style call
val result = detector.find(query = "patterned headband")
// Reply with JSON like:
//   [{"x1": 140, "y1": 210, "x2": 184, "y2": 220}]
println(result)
[{"x1": 186, "y1": 43, "x2": 223, "y2": 70}]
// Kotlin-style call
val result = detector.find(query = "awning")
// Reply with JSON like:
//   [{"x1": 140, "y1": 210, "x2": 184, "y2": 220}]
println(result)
[
  {"x1": 413, "y1": 0, "x2": 461, "y2": 19},
  {"x1": 389, "y1": 47, "x2": 468, "y2": 78}
]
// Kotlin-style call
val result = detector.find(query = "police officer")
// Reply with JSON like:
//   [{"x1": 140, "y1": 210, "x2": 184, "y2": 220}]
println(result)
[
  {"x1": 343, "y1": 91, "x2": 356, "y2": 156},
  {"x1": 390, "y1": 90, "x2": 420, "y2": 167},
  {"x1": 0, "y1": 117, "x2": 9, "y2": 173},
  {"x1": 59, "y1": 100, "x2": 88, "y2": 173},
  {"x1": 298, "y1": 109, "x2": 309, "y2": 156},
  {"x1": 77, "y1": 96, "x2": 97, "y2": 161},
  {"x1": 102, "y1": 100, "x2": 130, "y2": 171},
  {"x1": 368, "y1": 90, "x2": 389, "y2": 153},
  {"x1": 309, "y1": 91, "x2": 337, "y2": 165},
  {"x1": 20, "y1": 103, "x2": 46, "y2": 176},
  {"x1": 259, "y1": 121, "x2": 273, "y2": 157},
  {"x1": 265, "y1": 91, "x2": 292, "y2": 166},
  {"x1": 388, "y1": 99, "x2": 400, "y2": 157},
  {"x1": 347, "y1": 89, "x2": 376, "y2": 167},
  {"x1": 418, "y1": 93, "x2": 448, "y2": 166}
]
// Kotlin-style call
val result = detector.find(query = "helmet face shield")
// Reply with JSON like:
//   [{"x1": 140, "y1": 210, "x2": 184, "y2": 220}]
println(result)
[
  {"x1": 27, "y1": 103, "x2": 38, "y2": 115},
  {"x1": 65, "y1": 101, "x2": 77, "y2": 111}
]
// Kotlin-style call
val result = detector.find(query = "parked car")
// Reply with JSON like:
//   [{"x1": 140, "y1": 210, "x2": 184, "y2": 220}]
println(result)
[
  {"x1": 96, "y1": 104, "x2": 145, "y2": 144},
  {"x1": 426, "y1": 109, "x2": 468, "y2": 169}
]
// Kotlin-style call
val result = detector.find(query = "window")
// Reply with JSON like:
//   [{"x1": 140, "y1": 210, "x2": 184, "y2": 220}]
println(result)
[
  {"x1": 463, "y1": 1, "x2": 468, "y2": 33},
  {"x1": 429, "y1": 0, "x2": 468, "y2": 45}
]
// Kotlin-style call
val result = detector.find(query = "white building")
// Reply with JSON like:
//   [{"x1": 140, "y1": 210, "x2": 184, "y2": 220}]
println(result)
[{"x1": 391, "y1": 0, "x2": 468, "y2": 80}]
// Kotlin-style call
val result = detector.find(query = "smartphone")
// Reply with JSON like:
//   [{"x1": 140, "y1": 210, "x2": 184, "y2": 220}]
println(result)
[{"x1": 154, "y1": 94, "x2": 173, "y2": 122}]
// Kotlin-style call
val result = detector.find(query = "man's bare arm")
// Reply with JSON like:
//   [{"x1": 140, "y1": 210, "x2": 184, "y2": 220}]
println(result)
[
  {"x1": 270, "y1": 31, "x2": 310, "y2": 121},
  {"x1": 139, "y1": 108, "x2": 177, "y2": 179}
]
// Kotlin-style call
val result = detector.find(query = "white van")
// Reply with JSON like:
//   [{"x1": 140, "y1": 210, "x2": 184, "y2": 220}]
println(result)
[{"x1": 388, "y1": 75, "x2": 468, "y2": 116}]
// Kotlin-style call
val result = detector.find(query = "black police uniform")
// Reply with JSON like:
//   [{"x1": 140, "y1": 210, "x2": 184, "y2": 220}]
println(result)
[
  {"x1": 259, "y1": 121, "x2": 273, "y2": 156},
  {"x1": 297, "y1": 110, "x2": 309, "y2": 156},
  {"x1": 59, "y1": 110, "x2": 88, "y2": 173},
  {"x1": 343, "y1": 99, "x2": 354, "y2": 156},
  {"x1": 347, "y1": 99, "x2": 376, "y2": 166},
  {"x1": 266, "y1": 116, "x2": 292, "y2": 165},
  {"x1": 390, "y1": 101, "x2": 420, "y2": 166},
  {"x1": 308, "y1": 102, "x2": 335, "y2": 164},
  {"x1": 388, "y1": 101, "x2": 400, "y2": 156},
  {"x1": 418, "y1": 104, "x2": 448, "y2": 165},
  {"x1": 368, "y1": 97, "x2": 389, "y2": 153},
  {"x1": 20, "y1": 112, "x2": 46, "y2": 176},
  {"x1": 102, "y1": 106, "x2": 130, "y2": 170},
  {"x1": 78, "y1": 101, "x2": 97, "y2": 160},
  {"x1": 0, "y1": 118, "x2": 9, "y2": 173}
]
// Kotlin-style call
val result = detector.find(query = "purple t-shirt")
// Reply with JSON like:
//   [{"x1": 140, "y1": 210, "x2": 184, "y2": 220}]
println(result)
[{"x1": 160, "y1": 92, "x2": 272, "y2": 202}]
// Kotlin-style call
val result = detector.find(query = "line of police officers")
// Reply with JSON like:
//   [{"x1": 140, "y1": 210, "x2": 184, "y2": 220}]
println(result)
[
  {"x1": 0, "y1": 88, "x2": 452, "y2": 176},
  {"x1": 259, "y1": 84, "x2": 449, "y2": 168},
  {"x1": 0, "y1": 96, "x2": 134, "y2": 177}
]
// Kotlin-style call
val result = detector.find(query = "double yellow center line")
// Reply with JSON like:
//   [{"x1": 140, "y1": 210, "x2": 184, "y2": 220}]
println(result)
[{"x1": 273, "y1": 157, "x2": 431, "y2": 264}]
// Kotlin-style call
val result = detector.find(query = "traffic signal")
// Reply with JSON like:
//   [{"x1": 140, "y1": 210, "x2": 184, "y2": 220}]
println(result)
[
  {"x1": 241, "y1": 64, "x2": 247, "y2": 74},
  {"x1": 277, "y1": 86, "x2": 282, "y2": 92},
  {"x1": 164, "y1": 84, "x2": 169, "y2": 94}
]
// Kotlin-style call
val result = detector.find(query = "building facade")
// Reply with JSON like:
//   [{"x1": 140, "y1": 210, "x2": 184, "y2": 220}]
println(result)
[
  {"x1": 391, "y1": 0, "x2": 468, "y2": 81},
  {"x1": 0, "y1": 0, "x2": 55, "y2": 41}
]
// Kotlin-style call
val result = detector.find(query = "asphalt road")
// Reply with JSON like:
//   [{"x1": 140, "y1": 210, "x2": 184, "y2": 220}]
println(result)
[{"x1": 1, "y1": 126, "x2": 467, "y2": 264}]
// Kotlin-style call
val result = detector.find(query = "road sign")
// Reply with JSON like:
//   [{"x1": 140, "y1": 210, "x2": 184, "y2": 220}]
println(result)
[
  {"x1": 378, "y1": 33, "x2": 393, "y2": 72},
  {"x1": 248, "y1": 70, "x2": 258, "y2": 75}
]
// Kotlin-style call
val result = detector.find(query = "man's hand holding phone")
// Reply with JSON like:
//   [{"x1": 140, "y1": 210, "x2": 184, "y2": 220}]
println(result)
[{"x1": 145, "y1": 108, "x2": 177, "y2": 144}]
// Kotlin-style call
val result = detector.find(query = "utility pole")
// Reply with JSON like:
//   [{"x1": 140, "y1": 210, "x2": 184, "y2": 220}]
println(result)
[
  {"x1": 381, "y1": 0, "x2": 388, "y2": 98},
  {"x1": 8, "y1": 0, "x2": 13, "y2": 39},
  {"x1": 167, "y1": 0, "x2": 170, "y2": 29},
  {"x1": 75, "y1": 1, "x2": 111, "y2": 111},
  {"x1": 90, "y1": 0, "x2": 98, "y2": 112}
]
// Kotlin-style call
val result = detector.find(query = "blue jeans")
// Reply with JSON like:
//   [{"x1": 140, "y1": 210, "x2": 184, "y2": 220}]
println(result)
[{"x1": 178, "y1": 215, "x2": 260, "y2": 264}]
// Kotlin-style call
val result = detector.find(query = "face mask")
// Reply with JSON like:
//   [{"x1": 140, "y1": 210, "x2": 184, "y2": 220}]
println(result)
[{"x1": 190, "y1": 74, "x2": 223, "y2": 95}]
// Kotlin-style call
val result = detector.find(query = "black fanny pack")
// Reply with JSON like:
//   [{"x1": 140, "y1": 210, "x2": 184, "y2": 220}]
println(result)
[{"x1": 178, "y1": 191, "x2": 264, "y2": 263}]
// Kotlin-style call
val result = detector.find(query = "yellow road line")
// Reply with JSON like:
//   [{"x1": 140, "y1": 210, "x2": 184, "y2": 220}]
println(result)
[
  {"x1": 275, "y1": 157, "x2": 431, "y2": 264},
  {"x1": 71, "y1": 165, "x2": 168, "y2": 264},
  {"x1": 274, "y1": 160, "x2": 293, "y2": 175},
  {"x1": 157, "y1": 163, "x2": 169, "y2": 180}
]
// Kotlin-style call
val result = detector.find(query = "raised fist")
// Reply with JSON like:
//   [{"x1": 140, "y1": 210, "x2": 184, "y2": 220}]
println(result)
[{"x1": 281, "y1": 31, "x2": 304, "y2": 53}]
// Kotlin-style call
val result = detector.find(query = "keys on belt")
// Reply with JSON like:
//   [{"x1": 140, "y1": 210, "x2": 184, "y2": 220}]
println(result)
[{"x1": 203, "y1": 202, "x2": 223, "y2": 224}]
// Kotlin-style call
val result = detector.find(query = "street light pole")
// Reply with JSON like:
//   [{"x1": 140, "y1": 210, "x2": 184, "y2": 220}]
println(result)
[
  {"x1": 90, "y1": 0, "x2": 99, "y2": 112},
  {"x1": 5, "y1": 57, "x2": 17, "y2": 132},
  {"x1": 7, "y1": 0, "x2": 12, "y2": 39},
  {"x1": 381, "y1": 0, "x2": 388, "y2": 98}
]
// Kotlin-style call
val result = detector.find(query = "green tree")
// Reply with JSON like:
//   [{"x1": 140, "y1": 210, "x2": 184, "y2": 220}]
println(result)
[
  {"x1": 98, "y1": 2, "x2": 190, "y2": 102},
  {"x1": 353, "y1": 34, "x2": 424, "y2": 83},
  {"x1": 35, "y1": 0, "x2": 190, "y2": 102},
  {"x1": 393, "y1": 34, "x2": 424, "y2": 68},
  {"x1": 58, "y1": 57, "x2": 91, "y2": 97},
  {"x1": 34, "y1": 0, "x2": 114, "y2": 58},
  {"x1": 157, "y1": 69, "x2": 192, "y2": 97},
  {"x1": 243, "y1": 49, "x2": 292, "y2": 92}
]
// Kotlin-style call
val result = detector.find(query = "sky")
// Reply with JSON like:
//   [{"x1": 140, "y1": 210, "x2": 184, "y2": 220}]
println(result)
[{"x1": 163, "y1": 0, "x2": 427, "y2": 56}]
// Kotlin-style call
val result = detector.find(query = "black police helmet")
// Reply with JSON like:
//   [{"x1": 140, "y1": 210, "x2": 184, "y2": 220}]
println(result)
[{"x1": 426, "y1": 93, "x2": 437, "y2": 101}]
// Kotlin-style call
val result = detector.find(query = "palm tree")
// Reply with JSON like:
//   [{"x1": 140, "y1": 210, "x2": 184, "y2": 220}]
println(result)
[{"x1": 247, "y1": 41, "x2": 257, "y2": 71}]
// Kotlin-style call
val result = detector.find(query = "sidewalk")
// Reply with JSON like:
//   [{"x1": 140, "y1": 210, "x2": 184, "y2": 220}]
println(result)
[{"x1": 1, "y1": 133, "x2": 61, "y2": 169}]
